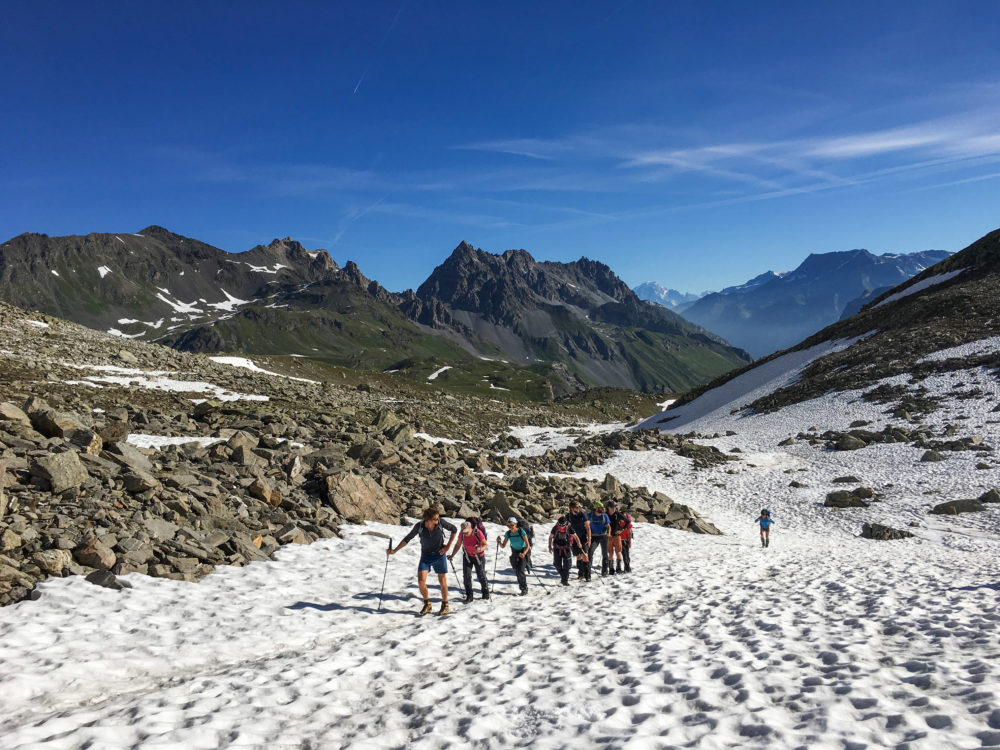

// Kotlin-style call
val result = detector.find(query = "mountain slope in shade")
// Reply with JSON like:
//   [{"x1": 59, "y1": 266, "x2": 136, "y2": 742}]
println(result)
[
  {"x1": 400, "y1": 242, "x2": 750, "y2": 391},
  {"x1": 678, "y1": 249, "x2": 950, "y2": 358}
]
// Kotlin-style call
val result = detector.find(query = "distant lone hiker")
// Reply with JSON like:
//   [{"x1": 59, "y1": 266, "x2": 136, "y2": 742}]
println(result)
[
  {"x1": 388, "y1": 506, "x2": 457, "y2": 615},
  {"x1": 755, "y1": 509, "x2": 774, "y2": 548},
  {"x1": 498, "y1": 517, "x2": 531, "y2": 595}
]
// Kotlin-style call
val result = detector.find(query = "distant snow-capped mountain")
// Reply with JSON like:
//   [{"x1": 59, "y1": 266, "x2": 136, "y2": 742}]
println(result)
[
  {"x1": 632, "y1": 282, "x2": 702, "y2": 309},
  {"x1": 675, "y1": 248, "x2": 951, "y2": 358}
]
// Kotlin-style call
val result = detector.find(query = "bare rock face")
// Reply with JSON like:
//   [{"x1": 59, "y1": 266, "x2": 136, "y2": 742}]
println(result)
[
  {"x1": 30, "y1": 452, "x2": 89, "y2": 493},
  {"x1": 325, "y1": 472, "x2": 400, "y2": 524}
]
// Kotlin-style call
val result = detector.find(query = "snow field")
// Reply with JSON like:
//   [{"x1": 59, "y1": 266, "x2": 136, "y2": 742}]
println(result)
[{"x1": 0, "y1": 516, "x2": 996, "y2": 748}]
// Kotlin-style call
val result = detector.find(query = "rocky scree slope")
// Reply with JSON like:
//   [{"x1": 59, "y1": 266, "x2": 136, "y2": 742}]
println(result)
[
  {"x1": 0, "y1": 230, "x2": 749, "y2": 395},
  {"x1": 0, "y1": 302, "x2": 720, "y2": 606},
  {"x1": 679, "y1": 248, "x2": 950, "y2": 358}
]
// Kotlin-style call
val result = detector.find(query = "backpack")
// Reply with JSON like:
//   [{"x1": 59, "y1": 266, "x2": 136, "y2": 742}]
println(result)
[
  {"x1": 552, "y1": 524, "x2": 574, "y2": 554},
  {"x1": 616, "y1": 511, "x2": 633, "y2": 540},
  {"x1": 466, "y1": 516, "x2": 488, "y2": 541},
  {"x1": 515, "y1": 516, "x2": 534, "y2": 543}
]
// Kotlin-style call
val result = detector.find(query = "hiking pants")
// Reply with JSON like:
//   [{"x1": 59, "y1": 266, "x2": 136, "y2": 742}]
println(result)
[
  {"x1": 622, "y1": 539, "x2": 631, "y2": 571},
  {"x1": 509, "y1": 552, "x2": 528, "y2": 591},
  {"x1": 463, "y1": 553, "x2": 489, "y2": 595},
  {"x1": 589, "y1": 534, "x2": 609, "y2": 575},
  {"x1": 553, "y1": 549, "x2": 572, "y2": 584}
]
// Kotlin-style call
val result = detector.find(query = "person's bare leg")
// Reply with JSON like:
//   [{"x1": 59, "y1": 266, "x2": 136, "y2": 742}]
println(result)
[
  {"x1": 438, "y1": 572, "x2": 449, "y2": 602},
  {"x1": 418, "y1": 570, "x2": 430, "y2": 600}
]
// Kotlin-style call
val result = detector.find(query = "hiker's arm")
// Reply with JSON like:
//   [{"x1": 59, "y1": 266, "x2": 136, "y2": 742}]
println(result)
[
  {"x1": 548, "y1": 532, "x2": 554, "y2": 553},
  {"x1": 389, "y1": 526, "x2": 418, "y2": 554},
  {"x1": 443, "y1": 533, "x2": 457, "y2": 555},
  {"x1": 521, "y1": 535, "x2": 531, "y2": 556},
  {"x1": 498, "y1": 536, "x2": 507, "y2": 548}
]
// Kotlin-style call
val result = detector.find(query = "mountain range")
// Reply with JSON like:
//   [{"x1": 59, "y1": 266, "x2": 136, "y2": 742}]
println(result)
[
  {"x1": 632, "y1": 282, "x2": 702, "y2": 309},
  {"x1": 668, "y1": 248, "x2": 950, "y2": 358},
  {"x1": 0, "y1": 228, "x2": 750, "y2": 396}
]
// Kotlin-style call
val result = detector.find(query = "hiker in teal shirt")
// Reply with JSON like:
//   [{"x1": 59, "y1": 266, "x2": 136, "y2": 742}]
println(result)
[{"x1": 498, "y1": 517, "x2": 531, "y2": 595}]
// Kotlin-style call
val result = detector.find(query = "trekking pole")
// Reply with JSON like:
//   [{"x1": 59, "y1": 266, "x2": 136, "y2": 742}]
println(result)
[
  {"x1": 449, "y1": 556, "x2": 465, "y2": 599},
  {"x1": 528, "y1": 553, "x2": 549, "y2": 594},
  {"x1": 491, "y1": 540, "x2": 500, "y2": 594},
  {"x1": 378, "y1": 537, "x2": 392, "y2": 612}
]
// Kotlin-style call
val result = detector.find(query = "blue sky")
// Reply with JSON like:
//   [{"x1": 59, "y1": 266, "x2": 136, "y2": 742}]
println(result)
[{"x1": 3, "y1": 1, "x2": 999, "y2": 294}]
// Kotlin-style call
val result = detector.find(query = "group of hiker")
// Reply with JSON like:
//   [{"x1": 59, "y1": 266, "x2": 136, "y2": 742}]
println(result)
[{"x1": 386, "y1": 500, "x2": 634, "y2": 616}]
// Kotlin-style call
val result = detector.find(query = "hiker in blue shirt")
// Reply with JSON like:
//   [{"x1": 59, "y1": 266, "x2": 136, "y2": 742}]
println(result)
[
  {"x1": 497, "y1": 516, "x2": 531, "y2": 595},
  {"x1": 587, "y1": 502, "x2": 611, "y2": 576},
  {"x1": 388, "y1": 505, "x2": 458, "y2": 615},
  {"x1": 754, "y1": 509, "x2": 775, "y2": 548}
]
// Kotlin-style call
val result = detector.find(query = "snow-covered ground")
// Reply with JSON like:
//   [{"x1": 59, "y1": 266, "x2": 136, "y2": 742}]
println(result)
[{"x1": 2, "y1": 338, "x2": 999, "y2": 747}]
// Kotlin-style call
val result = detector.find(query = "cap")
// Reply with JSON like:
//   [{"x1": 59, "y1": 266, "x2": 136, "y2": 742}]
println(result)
[
  {"x1": 507, "y1": 517, "x2": 518, "y2": 524},
  {"x1": 606, "y1": 500, "x2": 617, "y2": 508},
  {"x1": 461, "y1": 521, "x2": 472, "y2": 532},
  {"x1": 557, "y1": 516, "x2": 568, "y2": 525}
]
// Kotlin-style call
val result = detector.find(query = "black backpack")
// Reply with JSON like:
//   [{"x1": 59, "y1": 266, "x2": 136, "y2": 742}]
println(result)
[
  {"x1": 515, "y1": 517, "x2": 534, "y2": 543},
  {"x1": 552, "y1": 524, "x2": 574, "y2": 554}
]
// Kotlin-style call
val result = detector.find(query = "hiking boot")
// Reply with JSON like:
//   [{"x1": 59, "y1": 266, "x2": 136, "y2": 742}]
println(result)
[
  {"x1": 765, "y1": 538, "x2": 770, "y2": 548},
  {"x1": 624, "y1": 563, "x2": 631, "y2": 573},
  {"x1": 481, "y1": 590, "x2": 490, "y2": 600},
  {"x1": 465, "y1": 593, "x2": 474, "y2": 604},
  {"x1": 520, "y1": 588, "x2": 528, "y2": 596},
  {"x1": 418, "y1": 600, "x2": 432, "y2": 616},
  {"x1": 601, "y1": 564, "x2": 608, "y2": 576},
  {"x1": 438, "y1": 601, "x2": 450, "y2": 616},
  {"x1": 616, "y1": 561, "x2": 623, "y2": 574}
]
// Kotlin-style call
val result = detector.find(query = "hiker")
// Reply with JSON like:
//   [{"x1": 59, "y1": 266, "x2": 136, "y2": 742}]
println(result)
[
  {"x1": 607, "y1": 500, "x2": 633, "y2": 574},
  {"x1": 448, "y1": 518, "x2": 491, "y2": 602},
  {"x1": 548, "y1": 516, "x2": 582, "y2": 586},
  {"x1": 497, "y1": 517, "x2": 531, "y2": 595},
  {"x1": 588, "y1": 502, "x2": 612, "y2": 576},
  {"x1": 388, "y1": 505, "x2": 458, "y2": 615},
  {"x1": 755, "y1": 509, "x2": 774, "y2": 548},
  {"x1": 567, "y1": 501, "x2": 592, "y2": 581}
]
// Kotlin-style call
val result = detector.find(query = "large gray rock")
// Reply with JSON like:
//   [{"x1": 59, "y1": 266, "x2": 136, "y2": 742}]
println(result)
[
  {"x1": 325, "y1": 472, "x2": 399, "y2": 524},
  {"x1": 31, "y1": 410, "x2": 85, "y2": 439},
  {"x1": 31, "y1": 451, "x2": 89, "y2": 493},
  {"x1": 930, "y1": 499, "x2": 986, "y2": 515},
  {"x1": 0, "y1": 402, "x2": 31, "y2": 426},
  {"x1": 104, "y1": 442, "x2": 153, "y2": 473},
  {"x1": 824, "y1": 490, "x2": 870, "y2": 508},
  {"x1": 861, "y1": 523, "x2": 914, "y2": 541},
  {"x1": 33, "y1": 549, "x2": 73, "y2": 574},
  {"x1": 836, "y1": 435, "x2": 867, "y2": 451},
  {"x1": 978, "y1": 488, "x2": 1000, "y2": 504}
]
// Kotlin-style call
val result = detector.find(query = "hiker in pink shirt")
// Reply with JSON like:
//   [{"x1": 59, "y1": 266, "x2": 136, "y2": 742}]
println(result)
[{"x1": 449, "y1": 518, "x2": 491, "y2": 603}]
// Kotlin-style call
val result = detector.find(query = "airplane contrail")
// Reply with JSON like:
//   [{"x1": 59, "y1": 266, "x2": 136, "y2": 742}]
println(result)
[{"x1": 353, "y1": 0, "x2": 409, "y2": 95}]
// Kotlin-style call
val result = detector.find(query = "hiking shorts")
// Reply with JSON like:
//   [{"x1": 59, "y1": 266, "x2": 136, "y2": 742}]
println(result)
[{"x1": 418, "y1": 553, "x2": 448, "y2": 575}]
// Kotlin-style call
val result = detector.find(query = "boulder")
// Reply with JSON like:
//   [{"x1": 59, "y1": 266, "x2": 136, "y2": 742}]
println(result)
[
  {"x1": 0, "y1": 402, "x2": 31, "y2": 426},
  {"x1": 325, "y1": 472, "x2": 399, "y2": 524},
  {"x1": 96, "y1": 421, "x2": 129, "y2": 444},
  {"x1": 73, "y1": 538, "x2": 117, "y2": 570},
  {"x1": 978, "y1": 489, "x2": 1000, "y2": 504},
  {"x1": 832, "y1": 476, "x2": 861, "y2": 484},
  {"x1": 836, "y1": 435, "x2": 867, "y2": 451},
  {"x1": 920, "y1": 451, "x2": 946, "y2": 463},
  {"x1": 85, "y1": 570, "x2": 126, "y2": 591},
  {"x1": 824, "y1": 490, "x2": 870, "y2": 508},
  {"x1": 33, "y1": 549, "x2": 72, "y2": 575},
  {"x1": 249, "y1": 477, "x2": 281, "y2": 507},
  {"x1": 123, "y1": 470, "x2": 161, "y2": 494},
  {"x1": 861, "y1": 523, "x2": 914, "y2": 541},
  {"x1": 930, "y1": 499, "x2": 986, "y2": 515},
  {"x1": 104, "y1": 441, "x2": 153, "y2": 473},
  {"x1": 66, "y1": 428, "x2": 103, "y2": 455},
  {"x1": 31, "y1": 451, "x2": 89, "y2": 493},
  {"x1": 31, "y1": 410, "x2": 85, "y2": 439}
]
